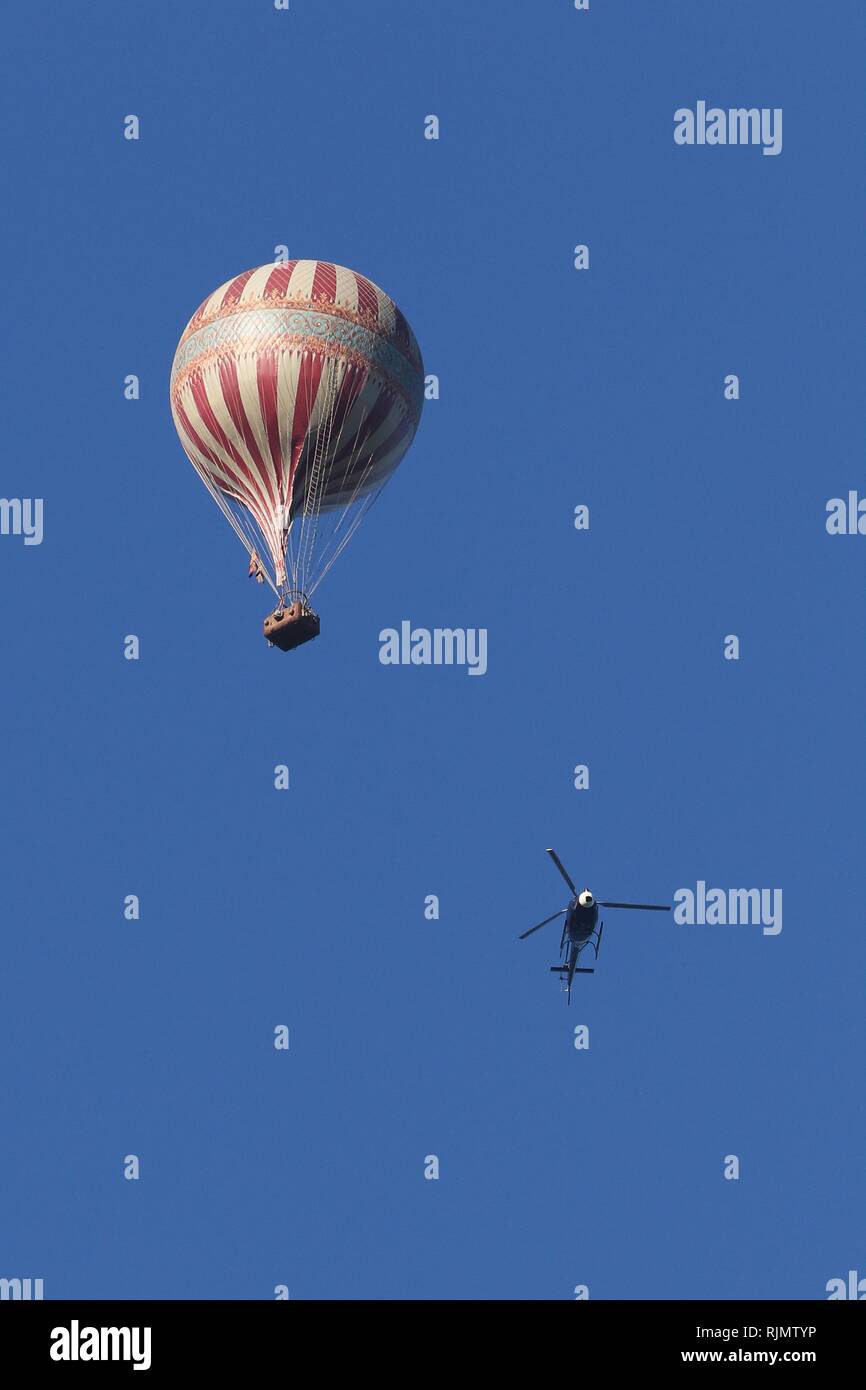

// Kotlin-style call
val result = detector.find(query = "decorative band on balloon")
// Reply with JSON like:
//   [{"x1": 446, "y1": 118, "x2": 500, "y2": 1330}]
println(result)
[
  {"x1": 176, "y1": 296, "x2": 423, "y2": 371},
  {"x1": 170, "y1": 306, "x2": 423, "y2": 403},
  {"x1": 178, "y1": 290, "x2": 422, "y2": 366}
]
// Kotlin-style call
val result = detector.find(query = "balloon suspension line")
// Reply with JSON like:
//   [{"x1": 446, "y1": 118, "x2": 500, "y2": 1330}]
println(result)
[{"x1": 195, "y1": 464, "x2": 282, "y2": 600}]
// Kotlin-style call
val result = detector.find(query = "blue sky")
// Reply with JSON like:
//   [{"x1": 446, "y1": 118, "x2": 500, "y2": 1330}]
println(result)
[{"x1": 1, "y1": 0, "x2": 863, "y2": 1299}]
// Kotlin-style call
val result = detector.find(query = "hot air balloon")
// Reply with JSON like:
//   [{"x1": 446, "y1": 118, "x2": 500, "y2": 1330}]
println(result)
[{"x1": 170, "y1": 260, "x2": 424, "y2": 650}]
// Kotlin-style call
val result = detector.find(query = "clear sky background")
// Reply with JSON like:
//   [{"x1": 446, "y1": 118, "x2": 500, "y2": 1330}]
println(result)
[{"x1": 1, "y1": 0, "x2": 863, "y2": 1300}]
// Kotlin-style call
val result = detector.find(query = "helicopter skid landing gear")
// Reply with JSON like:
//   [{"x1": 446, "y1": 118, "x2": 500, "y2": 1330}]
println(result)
[{"x1": 588, "y1": 921, "x2": 604, "y2": 961}]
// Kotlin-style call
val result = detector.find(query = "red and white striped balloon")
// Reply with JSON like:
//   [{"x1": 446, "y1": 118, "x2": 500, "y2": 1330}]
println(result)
[{"x1": 170, "y1": 260, "x2": 424, "y2": 595}]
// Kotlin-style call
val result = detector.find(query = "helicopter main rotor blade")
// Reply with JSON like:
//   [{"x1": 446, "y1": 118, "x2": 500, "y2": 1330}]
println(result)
[
  {"x1": 519, "y1": 910, "x2": 567, "y2": 940},
  {"x1": 546, "y1": 848, "x2": 577, "y2": 895},
  {"x1": 598, "y1": 902, "x2": 671, "y2": 911}
]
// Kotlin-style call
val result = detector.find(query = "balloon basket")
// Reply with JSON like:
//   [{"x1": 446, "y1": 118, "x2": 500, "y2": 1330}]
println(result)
[{"x1": 263, "y1": 601, "x2": 320, "y2": 652}]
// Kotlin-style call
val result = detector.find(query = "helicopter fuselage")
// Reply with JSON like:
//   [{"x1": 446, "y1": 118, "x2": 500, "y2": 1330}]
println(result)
[{"x1": 564, "y1": 893, "x2": 599, "y2": 946}]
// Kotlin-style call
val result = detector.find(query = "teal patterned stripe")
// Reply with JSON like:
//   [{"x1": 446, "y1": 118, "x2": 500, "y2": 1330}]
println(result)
[{"x1": 171, "y1": 306, "x2": 424, "y2": 408}]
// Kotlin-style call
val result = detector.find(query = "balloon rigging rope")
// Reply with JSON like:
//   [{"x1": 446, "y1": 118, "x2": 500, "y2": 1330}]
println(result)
[
  {"x1": 305, "y1": 369, "x2": 385, "y2": 594},
  {"x1": 288, "y1": 362, "x2": 312, "y2": 592},
  {"x1": 288, "y1": 356, "x2": 365, "y2": 598},
  {"x1": 297, "y1": 357, "x2": 338, "y2": 591},
  {"x1": 290, "y1": 355, "x2": 330, "y2": 594},
  {"x1": 310, "y1": 458, "x2": 383, "y2": 595},
  {"x1": 192, "y1": 461, "x2": 281, "y2": 599},
  {"x1": 308, "y1": 358, "x2": 358, "y2": 586}
]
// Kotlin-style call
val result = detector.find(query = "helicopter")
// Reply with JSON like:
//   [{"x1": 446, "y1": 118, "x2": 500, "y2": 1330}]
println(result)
[{"x1": 520, "y1": 849, "x2": 671, "y2": 1003}]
